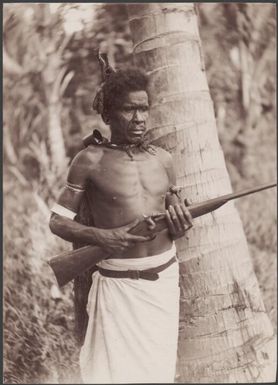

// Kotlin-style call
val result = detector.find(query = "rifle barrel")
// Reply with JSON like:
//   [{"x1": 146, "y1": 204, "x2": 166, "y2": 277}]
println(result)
[
  {"x1": 218, "y1": 182, "x2": 277, "y2": 202},
  {"x1": 187, "y1": 181, "x2": 277, "y2": 219}
]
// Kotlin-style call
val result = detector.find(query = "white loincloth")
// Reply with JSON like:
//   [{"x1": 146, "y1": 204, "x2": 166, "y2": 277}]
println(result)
[{"x1": 79, "y1": 244, "x2": 180, "y2": 384}]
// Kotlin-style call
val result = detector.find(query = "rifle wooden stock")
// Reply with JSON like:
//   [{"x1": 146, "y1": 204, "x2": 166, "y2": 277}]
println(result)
[{"x1": 48, "y1": 182, "x2": 276, "y2": 287}]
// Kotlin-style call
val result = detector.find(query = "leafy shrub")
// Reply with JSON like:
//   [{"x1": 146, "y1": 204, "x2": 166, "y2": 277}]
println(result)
[{"x1": 3, "y1": 184, "x2": 80, "y2": 383}]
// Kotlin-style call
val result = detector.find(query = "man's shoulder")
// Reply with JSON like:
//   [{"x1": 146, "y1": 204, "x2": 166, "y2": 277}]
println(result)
[
  {"x1": 152, "y1": 145, "x2": 173, "y2": 166},
  {"x1": 67, "y1": 145, "x2": 105, "y2": 184},
  {"x1": 153, "y1": 145, "x2": 171, "y2": 156},
  {"x1": 71, "y1": 145, "x2": 104, "y2": 168}
]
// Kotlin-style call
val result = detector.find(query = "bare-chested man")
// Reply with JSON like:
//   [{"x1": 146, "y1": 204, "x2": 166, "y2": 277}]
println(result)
[{"x1": 49, "y1": 69, "x2": 192, "y2": 383}]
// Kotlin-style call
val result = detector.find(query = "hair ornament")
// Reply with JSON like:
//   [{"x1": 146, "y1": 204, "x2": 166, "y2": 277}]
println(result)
[{"x1": 92, "y1": 51, "x2": 116, "y2": 117}]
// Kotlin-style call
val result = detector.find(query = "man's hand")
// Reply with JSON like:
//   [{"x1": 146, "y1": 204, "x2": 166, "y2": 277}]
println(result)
[
  {"x1": 93, "y1": 219, "x2": 154, "y2": 254},
  {"x1": 166, "y1": 199, "x2": 193, "y2": 240}
]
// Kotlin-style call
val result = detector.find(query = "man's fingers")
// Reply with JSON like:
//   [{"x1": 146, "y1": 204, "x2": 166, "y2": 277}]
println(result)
[
  {"x1": 184, "y1": 198, "x2": 192, "y2": 207},
  {"x1": 169, "y1": 205, "x2": 183, "y2": 232},
  {"x1": 105, "y1": 243, "x2": 127, "y2": 254},
  {"x1": 144, "y1": 216, "x2": 156, "y2": 230},
  {"x1": 119, "y1": 240, "x2": 136, "y2": 250},
  {"x1": 174, "y1": 204, "x2": 187, "y2": 229},
  {"x1": 166, "y1": 209, "x2": 176, "y2": 234},
  {"x1": 181, "y1": 205, "x2": 193, "y2": 228},
  {"x1": 126, "y1": 234, "x2": 156, "y2": 243}
]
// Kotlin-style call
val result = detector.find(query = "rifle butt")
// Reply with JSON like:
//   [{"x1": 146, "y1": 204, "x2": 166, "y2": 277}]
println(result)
[{"x1": 48, "y1": 245, "x2": 109, "y2": 287}]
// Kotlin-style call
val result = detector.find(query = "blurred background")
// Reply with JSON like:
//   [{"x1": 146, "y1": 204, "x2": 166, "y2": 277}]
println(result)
[{"x1": 3, "y1": 3, "x2": 277, "y2": 384}]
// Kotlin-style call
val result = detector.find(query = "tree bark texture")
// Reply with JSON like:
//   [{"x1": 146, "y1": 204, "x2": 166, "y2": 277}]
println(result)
[{"x1": 127, "y1": 3, "x2": 276, "y2": 383}]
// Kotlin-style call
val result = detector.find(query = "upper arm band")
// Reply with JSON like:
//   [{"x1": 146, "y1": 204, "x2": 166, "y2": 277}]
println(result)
[
  {"x1": 51, "y1": 203, "x2": 77, "y2": 220},
  {"x1": 66, "y1": 182, "x2": 85, "y2": 193}
]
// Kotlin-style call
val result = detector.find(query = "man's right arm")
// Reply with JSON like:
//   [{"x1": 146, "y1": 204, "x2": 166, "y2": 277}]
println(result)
[
  {"x1": 49, "y1": 148, "x2": 153, "y2": 253},
  {"x1": 49, "y1": 148, "x2": 97, "y2": 245}
]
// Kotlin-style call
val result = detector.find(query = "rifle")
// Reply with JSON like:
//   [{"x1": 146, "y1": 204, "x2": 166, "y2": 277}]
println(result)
[{"x1": 48, "y1": 182, "x2": 276, "y2": 287}]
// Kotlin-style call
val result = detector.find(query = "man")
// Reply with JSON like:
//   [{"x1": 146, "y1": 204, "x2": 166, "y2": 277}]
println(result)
[{"x1": 49, "y1": 68, "x2": 193, "y2": 383}]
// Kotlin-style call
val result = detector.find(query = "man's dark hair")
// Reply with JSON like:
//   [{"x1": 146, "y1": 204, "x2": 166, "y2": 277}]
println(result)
[{"x1": 102, "y1": 68, "x2": 149, "y2": 117}]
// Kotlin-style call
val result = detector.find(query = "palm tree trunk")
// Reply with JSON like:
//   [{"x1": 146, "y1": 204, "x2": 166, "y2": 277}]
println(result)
[{"x1": 127, "y1": 3, "x2": 276, "y2": 382}]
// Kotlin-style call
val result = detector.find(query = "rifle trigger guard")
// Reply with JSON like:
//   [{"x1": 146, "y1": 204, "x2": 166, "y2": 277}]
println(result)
[
  {"x1": 143, "y1": 213, "x2": 164, "y2": 223},
  {"x1": 152, "y1": 213, "x2": 166, "y2": 222}
]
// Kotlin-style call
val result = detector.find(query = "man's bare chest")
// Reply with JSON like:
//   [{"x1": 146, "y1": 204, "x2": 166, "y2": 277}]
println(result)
[{"x1": 88, "y1": 149, "x2": 169, "y2": 199}]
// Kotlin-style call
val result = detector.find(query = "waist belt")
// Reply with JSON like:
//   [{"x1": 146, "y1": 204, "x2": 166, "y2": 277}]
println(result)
[{"x1": 97, "y1": 256, "x2": 176, "y2": 281}]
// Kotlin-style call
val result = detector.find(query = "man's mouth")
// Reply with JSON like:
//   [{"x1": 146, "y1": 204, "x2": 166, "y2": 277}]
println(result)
[
  {"x1": 129, "y1": 126, "x2": 145, "y2": 136},
  {"x1": 131, "y1": 131, "x2": 144, "y2": 137}
]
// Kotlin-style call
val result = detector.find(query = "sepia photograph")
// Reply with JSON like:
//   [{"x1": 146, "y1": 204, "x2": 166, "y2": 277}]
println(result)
[{"x1": 3, "y1": 2, "x2": 277, "y2": 383}]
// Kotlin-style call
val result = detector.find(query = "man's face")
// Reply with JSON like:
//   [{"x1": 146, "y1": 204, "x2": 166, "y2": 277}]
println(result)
[{"x1": 110, "y1": 90, "x2": 149, "y2": 144}]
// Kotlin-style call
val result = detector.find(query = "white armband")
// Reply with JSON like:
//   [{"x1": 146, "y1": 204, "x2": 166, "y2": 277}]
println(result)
[
  {"x1": 51, "y1": 203, "x2": 77, "y2": 220},
  {"x1": 66, "y1": 182, "x2": 85, "y2": 193}
]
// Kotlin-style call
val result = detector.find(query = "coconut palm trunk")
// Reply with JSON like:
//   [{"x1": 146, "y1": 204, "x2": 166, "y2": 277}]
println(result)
[{"x1": 127, "y1": 3, "x2": 276, "y2": 383}]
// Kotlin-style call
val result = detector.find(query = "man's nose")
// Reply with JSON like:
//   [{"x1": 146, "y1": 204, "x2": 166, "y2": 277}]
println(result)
[{"x1": 132, "y1": 109, "x2": 144, "y2": 122}]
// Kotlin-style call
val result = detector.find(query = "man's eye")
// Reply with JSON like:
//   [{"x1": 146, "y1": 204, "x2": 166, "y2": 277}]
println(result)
[
  {"x1": 122, "y1": 106, "x2": 149, "y2": 113},
  {"x1": 123, "y1": 107, "x2": 133, "y2": 112},
  {"x1": 141, "y1": 107, "x2": 149, "y2": 112}
]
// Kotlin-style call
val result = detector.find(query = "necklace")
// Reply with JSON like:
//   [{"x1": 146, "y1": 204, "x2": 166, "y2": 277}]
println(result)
[{"x1": 87, "y1": 129, "x2": 156, "y2": 159}]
